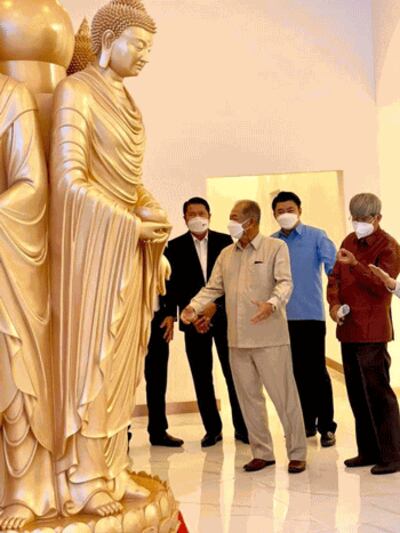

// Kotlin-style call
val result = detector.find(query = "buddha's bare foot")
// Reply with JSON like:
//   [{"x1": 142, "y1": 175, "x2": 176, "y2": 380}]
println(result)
[
  {"x1": 124, "y1": 477, "x2": 150, "y2": 500},
  {"x1": 0, "y1": 504, "x2": 34, "y2": 530},
  {"x1": 83, "y1": 492, "x2": 123, "y2": 517}
]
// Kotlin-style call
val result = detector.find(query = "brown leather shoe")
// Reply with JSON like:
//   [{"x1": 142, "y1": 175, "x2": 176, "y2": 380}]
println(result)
[
  {"x1": 243, "y1": 458, "x2": 276, "y2": 472},
  {"x1": 288, "y1": 460, "x2": 306, "y2": 473}
]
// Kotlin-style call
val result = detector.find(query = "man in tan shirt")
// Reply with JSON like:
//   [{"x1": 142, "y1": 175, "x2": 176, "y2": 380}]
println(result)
[{"x1": 181, "y1": 200, "x2": 307, "y2": 473}]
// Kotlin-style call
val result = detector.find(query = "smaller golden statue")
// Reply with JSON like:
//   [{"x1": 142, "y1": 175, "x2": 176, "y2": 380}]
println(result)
[{"x1": 0, "y1": 73, "x2": 55, "y2": 531}]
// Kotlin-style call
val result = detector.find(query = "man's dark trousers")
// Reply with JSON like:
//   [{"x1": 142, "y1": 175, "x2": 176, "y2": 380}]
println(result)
[
  {"x1": 145, "y1": 310, "x2": 170, "y2": 438},
  {"x1": 184, "y1": 312, "x2": 247, "y2": 438},
  {"x1": 288, "y1": 320, "x2": 337, "y2": 434},
  {"x1": 341, "y1": 342, "x2": 400, "y2": 463}
]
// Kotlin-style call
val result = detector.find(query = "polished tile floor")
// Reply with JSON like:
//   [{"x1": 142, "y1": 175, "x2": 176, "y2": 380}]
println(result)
[{"x1": 129, "y1": 370, "x2": 400, "y2": 532}]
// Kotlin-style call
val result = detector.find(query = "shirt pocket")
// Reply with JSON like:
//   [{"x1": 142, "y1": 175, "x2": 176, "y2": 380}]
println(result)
[{"x1": 248, "y1": 262, "x2": 271, "y2": 300}]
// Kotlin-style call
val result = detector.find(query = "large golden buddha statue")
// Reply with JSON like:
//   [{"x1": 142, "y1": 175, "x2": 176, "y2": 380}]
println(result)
[{"x1": 50, "y1": 0, "x2": 171, "y2": 518}]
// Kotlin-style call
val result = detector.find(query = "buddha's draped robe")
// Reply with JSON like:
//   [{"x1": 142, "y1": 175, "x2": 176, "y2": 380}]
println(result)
[
  {"x1": 50, "y1": 66, "x2": 165, "y2": 514},
  {"x1": 0, "y1": 74, "x2": 56, "y2": 518}
]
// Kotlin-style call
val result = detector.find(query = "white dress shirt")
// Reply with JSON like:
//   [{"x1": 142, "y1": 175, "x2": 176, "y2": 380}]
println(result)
[
  {"x1": 153, "y1": 294, "x2": 160, "y2": 312},
  {"x1": 192, "y1": 232, "x2": 208, "y2": 282},
  {"x1": 190, "y1": 233, "x2": 293, "y2": 348}
]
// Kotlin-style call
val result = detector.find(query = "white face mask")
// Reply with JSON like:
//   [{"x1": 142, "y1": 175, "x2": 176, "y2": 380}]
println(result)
[
  {"x1": 187, "y1": 216, "x2": 209, "y2": 234},
  {"x1": 277, "y1": 213, "x2": 299, "y2": 230},
  {"x1": 352, "y1": 220, "x2": 374, "y2": 239},
  {"x1": 227, "y1": 219, "x2": 249, "y2": 240}
]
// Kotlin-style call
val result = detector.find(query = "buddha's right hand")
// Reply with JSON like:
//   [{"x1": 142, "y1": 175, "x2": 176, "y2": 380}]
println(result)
[
  {"x1": 135, "y1": 206, "x2": 169, "y2": 223},
  {"x1": 139, "y1": 220, "x2": 171, "y2": 243}
]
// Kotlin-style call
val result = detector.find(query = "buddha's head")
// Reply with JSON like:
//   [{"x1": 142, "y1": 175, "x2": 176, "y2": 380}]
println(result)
[{"x1": 91, "y1": 0, "x2": 156, "y2": 78}]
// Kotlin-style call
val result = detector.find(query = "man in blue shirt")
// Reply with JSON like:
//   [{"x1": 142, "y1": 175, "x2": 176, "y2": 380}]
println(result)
[{"x1": 272, "y1": 191, "x2": 337, "y2": 447}]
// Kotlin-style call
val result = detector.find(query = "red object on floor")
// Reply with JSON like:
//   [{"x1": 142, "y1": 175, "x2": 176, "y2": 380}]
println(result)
[{"x1": 178, "y1": 511, "x2": 189, "y2": 532}]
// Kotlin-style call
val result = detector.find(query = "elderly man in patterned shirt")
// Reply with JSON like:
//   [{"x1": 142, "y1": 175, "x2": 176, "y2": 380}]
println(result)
[{"x1": 181, "y1": 200, "x2": 307, "y2": 474}]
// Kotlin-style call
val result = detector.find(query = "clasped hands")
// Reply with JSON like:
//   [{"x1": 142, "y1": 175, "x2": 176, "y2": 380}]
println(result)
[
  {"x1": 181, "y1": 303, "x2": 217, "y2": 334},
  {"x1": 180, "y1": 300, "x2": 274, "y2": 333}
]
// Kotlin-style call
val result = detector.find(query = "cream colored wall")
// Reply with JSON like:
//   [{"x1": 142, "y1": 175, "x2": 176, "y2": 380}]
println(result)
[
  {"x1": 208, "y1": 171, "x2": 345, "y2": 367},
  {"x1": 373, "y1": 0, "x2": 400, "y2": 390},
  {"x1": 61, "y1": 0, "x2": 391, "y2": 406},
  {"x1": 62, "y1": 0, "x2": 378, "y2": 232}
]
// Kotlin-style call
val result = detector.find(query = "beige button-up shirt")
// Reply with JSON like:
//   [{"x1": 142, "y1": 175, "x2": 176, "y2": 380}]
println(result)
[{"x1": 190, "y1": 233, "x2": 293, "y2": 348}]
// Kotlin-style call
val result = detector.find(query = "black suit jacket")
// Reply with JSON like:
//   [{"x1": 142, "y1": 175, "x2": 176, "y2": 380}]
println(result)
[{"x1": 164, "y1": 230, "x2": 232, "y2": 330}]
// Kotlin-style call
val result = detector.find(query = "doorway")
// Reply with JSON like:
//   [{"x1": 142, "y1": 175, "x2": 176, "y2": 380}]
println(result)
[{"x1": 207, "y1": 170, "x2": 346, "y2": 368}]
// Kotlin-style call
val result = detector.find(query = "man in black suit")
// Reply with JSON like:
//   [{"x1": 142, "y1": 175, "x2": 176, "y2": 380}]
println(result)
[
  {"x1": 143, "y1": 294, "x2": 184, "y2": 447},
  {"x1": 164, "y1": 197, "x2": 248, "y2": 447},
  {"x1": 128, "y1": 290, "x2": 184, "y2": 448}
]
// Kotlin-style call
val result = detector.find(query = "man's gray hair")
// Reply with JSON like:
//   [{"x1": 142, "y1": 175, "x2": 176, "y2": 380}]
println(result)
[
  {"x1": 349, "y1": 193, "x2": 382, "y2": 218},
  {"x1": 236, "y1": 200, "x2": 261, "y2": 224}
]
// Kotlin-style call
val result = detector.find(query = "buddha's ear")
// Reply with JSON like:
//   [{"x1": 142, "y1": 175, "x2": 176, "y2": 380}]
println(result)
[{"x1": 99, "y1": 30, "x2": 115, "y2": 68}]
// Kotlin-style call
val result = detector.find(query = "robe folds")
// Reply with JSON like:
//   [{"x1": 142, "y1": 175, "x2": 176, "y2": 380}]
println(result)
[
  {"x1": 50, "y1": 66, "x2": 165, "y2": 512},
  {"x1": 0, "y1": 74, "x2": 56, "y2": 518}
]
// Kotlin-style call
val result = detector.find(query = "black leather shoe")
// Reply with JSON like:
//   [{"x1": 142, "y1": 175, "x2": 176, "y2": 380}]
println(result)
[
  {"x1": 201, "y1": 433, "x2": 222, "y2": 448},
  {"x1": 235, "y1": 432, "x2": 250, "y2": 444},
  {"x1": 344, "y1": 456, "x2": 376, "y2": 468},
  {"x1": 306, "y1": 428, "x2": 317, "y2": 438},
  {"x1": 150, "y1": 433, "x2": 184, "y2": 447},
  {"x1": 371, "y1": 462, "x2": 400, "y2": 475},
  {"x1": 320, "y1": 431, "x2": 336, "y2": 448}
]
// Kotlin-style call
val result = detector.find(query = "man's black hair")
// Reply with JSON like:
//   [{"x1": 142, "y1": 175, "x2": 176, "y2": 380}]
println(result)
[
  {"x1": 183, "y1": 197, "x2": 211, "y2": 215},
  {"x1": 271, "y1": 191, "x2": 301, "y2": 211}
]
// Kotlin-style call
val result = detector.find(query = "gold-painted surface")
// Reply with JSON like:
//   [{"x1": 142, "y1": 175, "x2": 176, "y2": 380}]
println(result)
[
  {"x1": 0, "y1": 0, "x2": 74, "y2": 153},
  {"x1": 0, "y1": 61, "x2": 66, "y2": 94},
  {"x1": 0, "y1": 0, "x2": 74, "y2": 68},
  {"x1": 50, "y1": 0, "x2": 170, "y2": 519},
  {"x1": 0, "y1": 74, "x2": 55, "y2": 530},
  {"x1": 91, "y1": 0, "x2": 156, "y2": 55},
  {"x1": 0, "y1": 1, "x2": 177, "y2": 529},
  {"x1": 12, "y1": 473, "x2": 181, "y2": 532},
  {"x1": 67, "y1": 19, "x2": 96, "y2": 76}
]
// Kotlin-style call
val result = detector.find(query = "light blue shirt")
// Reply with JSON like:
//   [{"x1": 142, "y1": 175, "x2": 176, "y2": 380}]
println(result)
[{"x1": 272, "y1": 223, "x2": 336, "y2": 321}]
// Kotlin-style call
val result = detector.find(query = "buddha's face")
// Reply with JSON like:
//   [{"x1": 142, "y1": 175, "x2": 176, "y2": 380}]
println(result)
[{"x1": 107, "y1": 26, "x2": 153, "y2": 78}]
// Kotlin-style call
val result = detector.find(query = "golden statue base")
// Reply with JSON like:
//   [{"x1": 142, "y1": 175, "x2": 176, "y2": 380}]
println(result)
[{"x1": 19, "y1": 473, "x2": 181, "y2": 533}]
